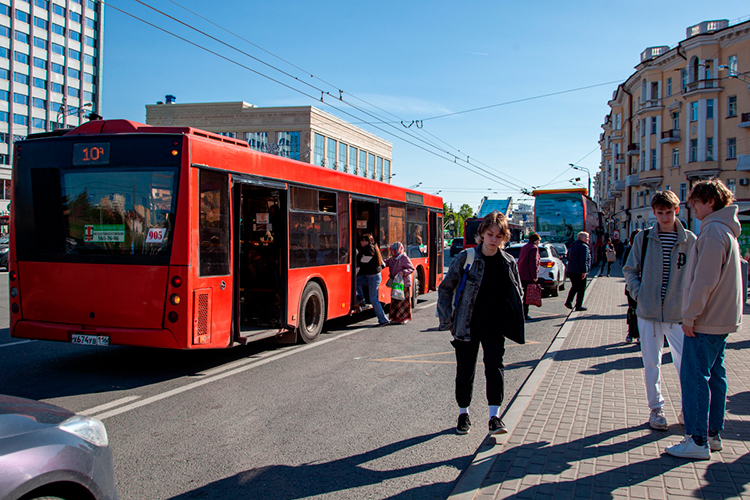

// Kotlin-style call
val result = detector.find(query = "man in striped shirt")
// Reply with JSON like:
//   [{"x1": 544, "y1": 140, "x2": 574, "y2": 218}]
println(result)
[{"x1": 623, "y1": 191, "x2": 696, "y2": 431}]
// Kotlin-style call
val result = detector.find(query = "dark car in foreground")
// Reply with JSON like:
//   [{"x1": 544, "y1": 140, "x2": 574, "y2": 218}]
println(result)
[
  {"x1": 449, "y1": 237, "x2": 464, "y2": 257},
  {"x1": 0, "y1": 395, "x2": 118, "y2": 500}
]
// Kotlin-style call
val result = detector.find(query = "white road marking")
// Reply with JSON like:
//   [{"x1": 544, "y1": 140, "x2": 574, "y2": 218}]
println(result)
[
  {"x1": 91, "y1": 327, "x2": 367, "y2": 420},
  {"x1": 0, "y1": 340, "x2": 35, "y2": 348},
  {"x1": 80, "y1": 395, "x2": 142, "y2": 416}
]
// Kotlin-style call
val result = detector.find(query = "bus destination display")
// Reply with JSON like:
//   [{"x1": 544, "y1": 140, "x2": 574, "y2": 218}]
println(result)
[{"x1": 73, "y1": 143, "x2": 110, "y2": 166}]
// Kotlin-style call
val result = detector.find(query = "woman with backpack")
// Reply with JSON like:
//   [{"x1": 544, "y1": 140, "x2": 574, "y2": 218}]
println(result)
[
  {"x1": 384, "y1": 242, "x2": 416, "y2": 324},
  {"x1": 436, "y1": 211, "x2": 525, "y2": 436}
]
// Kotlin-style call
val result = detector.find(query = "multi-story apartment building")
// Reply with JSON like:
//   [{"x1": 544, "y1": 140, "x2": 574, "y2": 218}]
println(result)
[
  {"x1": 0, "y1": 0, "x2": 103, "y2": 215},
  {"x1": 146, "y1": 100, "x2": 394, "y2": 183},
  {"x1": 599, "y1": 18, "x2": 750, "y2": 249}
]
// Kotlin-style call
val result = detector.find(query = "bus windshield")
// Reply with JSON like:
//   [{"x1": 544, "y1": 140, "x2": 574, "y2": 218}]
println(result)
[
  {"x1": 534, "y1": 192, "x2": 584, "y2": 246},
  {"x1": 62, "y1": 168, "x2": 178, "y2": 256}
]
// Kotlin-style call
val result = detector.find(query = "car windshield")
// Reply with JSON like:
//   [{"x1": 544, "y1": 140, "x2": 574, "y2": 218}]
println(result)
[
  {"x1": 539, "y1": 248, "x2": 549, "y2": 258},
  {"x1": 0, "y1": 235, "x2": 8, "y2": 245},
  {"x1": 505, "y1": 247, "x2": 521, "y2": 259}
]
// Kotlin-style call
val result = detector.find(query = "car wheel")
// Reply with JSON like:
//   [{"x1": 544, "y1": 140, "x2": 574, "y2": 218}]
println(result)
[
  {"x1": 550, "y1": 283, "x2": 559, "y2": 297},
  {"x1": 297, "y1": 282, "x2": 325, "y2": 344}
]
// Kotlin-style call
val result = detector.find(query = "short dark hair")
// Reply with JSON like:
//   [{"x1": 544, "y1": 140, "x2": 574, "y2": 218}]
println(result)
[
  {"x1": 528, "y1": 233, "x2": 541, "y2": 243},
  {"x1": 688, "y1": 179, "x2": 735, "y2": 210},
  {"x1": 475, "y1": 211, "x2": 510, "y2": 245},
  {"x1": 651, "y1": 190, "x2": 680, "y2": 210}
]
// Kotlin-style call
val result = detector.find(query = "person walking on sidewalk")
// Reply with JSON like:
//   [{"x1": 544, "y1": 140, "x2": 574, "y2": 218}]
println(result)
[
  {"x1": 598, "y1": 238, "x2": 615, "y2": 277},
  {"x1": 624, "y1": 190, "x2": 696, "y2": 432},
  {"x1": 564, "y1": 232, "x2": 591, "y2": 311},
  {"x1": 518, "y1": 233, "x2": 541, "y2": 321},
  {"x1": 437, "y1": 211, "x2": 525, "y2": 436},
  {"x1": 665, "y1": 180, "x2": 742, "y2": 460}
]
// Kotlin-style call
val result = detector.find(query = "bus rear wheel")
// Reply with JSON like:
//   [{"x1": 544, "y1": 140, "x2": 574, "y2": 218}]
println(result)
[{"x1": 298, "y1": 282, "x2": 325, "y2": 344}]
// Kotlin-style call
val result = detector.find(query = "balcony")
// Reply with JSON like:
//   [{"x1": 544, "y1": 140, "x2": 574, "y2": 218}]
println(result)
[
  {"x1": 626, "y1": 144, "x2": 640, "y2": 156},
  {"x1": 739, "y1": 113, "x2": 750, "y2": 128},
  {"x1": 682, "y1": 79, "x2": 722, "y2": 97},
  {"x1": 636, "y1": 99, "x2": 664, "y2": 116},
  {"x1": 659, "y1": 129, "x2": 681, "y2": 144},
  {"x1": 615, "y1": 153, "x2": 625, "y2": 164},
  {"x1": 613, "y1": 180, "x2": 626, "y2": 192},
  {"x1": 626, "y1": 173, "x2": 640, "y2": 187},
  {"x1": 685, "y1": 163, "x2": 721, "y2": 180}
]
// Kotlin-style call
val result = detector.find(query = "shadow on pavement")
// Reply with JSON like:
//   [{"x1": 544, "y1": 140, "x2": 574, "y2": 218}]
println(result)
[{"x1": 166, "y1": 429, "x2": 464, "y2": 500}]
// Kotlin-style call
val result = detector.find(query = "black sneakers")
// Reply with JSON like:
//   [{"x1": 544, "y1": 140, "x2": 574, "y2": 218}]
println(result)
[
  {"x1": 489, "y1": 416, "x2": 508, "y2": 435},
  {"x1": 456, "y1": 414, "x2": 471, "y2": 434}
]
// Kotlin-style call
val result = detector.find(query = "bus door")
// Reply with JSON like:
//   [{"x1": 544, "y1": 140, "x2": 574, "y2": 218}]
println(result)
[
  {"x1": 351, "y1": 196, "x2": 380, "y2": 307},
  {"x1": 429, "y1": 211, "x2": 443, "y2": 290},
  {"x1": 233, "y1": 175, "x2": 288, "y2": 342}
]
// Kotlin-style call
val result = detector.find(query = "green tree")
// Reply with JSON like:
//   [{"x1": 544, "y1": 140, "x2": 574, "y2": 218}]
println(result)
[{"x1": 455, "y1": 204, "x2": 474, "y2": 237}]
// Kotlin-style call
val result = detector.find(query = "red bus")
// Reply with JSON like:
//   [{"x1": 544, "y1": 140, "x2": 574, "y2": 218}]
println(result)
[
  {"x1": 532, "y1": 188, "x2": 602, "y2": 248},
  {"x1": 9, "y1": 120, "x2": 444, "y2": 349}
]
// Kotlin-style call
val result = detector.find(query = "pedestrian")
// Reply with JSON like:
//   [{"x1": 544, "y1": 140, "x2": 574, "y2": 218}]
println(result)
[
  {"x1": 437, "y1": 211, "x2": 525, "y2": 436},
  {"x1": 598, "y1": 239, "x2": 615, "y2": 277},
  {"x1": 622, "y1": 229, "x2": 640, "y2": 343},
  {"x1": 623, "y1": 191, "x2": 695, "y2": 431},
  {"x1": 665, "y1": 180, "x2": 742, "y2": 459},
  {"x1": 621, "y1": 231, "x2": 637, "y2": 266},
  {"x1": 564, "y1": 232, "x2": 591, "y2": 311},
  {"x1": 355, "y1": 233, "x2": 389, "y2": 326},
  {"x1": 518, "y1": 233, "x2": 541, "y2": 321},
  {"x1": 384, "y1": 241, "x2": 416, "y2": 325}
]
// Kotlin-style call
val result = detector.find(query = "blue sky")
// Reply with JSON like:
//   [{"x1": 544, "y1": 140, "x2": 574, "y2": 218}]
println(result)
[{"x1": 102, "y1": 0, "x2": 750, "y2": 211}]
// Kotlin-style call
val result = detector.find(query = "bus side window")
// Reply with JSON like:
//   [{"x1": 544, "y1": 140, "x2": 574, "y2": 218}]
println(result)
[{"x1": 199, "y1": 170, "x2": 230, "y2": 276}]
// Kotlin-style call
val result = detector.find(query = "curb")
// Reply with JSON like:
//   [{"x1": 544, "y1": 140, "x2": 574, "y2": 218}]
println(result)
[{"x1": 447, "y1": 277, "x2": 600, "y2": 500}]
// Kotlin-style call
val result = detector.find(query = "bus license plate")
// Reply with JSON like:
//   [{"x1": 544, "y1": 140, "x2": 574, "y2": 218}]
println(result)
[{"x1": 71, "y1": 334, "x2": 110, "y2": 346}]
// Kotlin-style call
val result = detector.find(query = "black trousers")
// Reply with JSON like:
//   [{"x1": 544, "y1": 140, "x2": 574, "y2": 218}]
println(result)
[
  {"x1": 565, "y1": 272, "x2": 587, "y2": 308},
  {"x1": 453, "y1": 330, "x2": 505, "y2": 408}
]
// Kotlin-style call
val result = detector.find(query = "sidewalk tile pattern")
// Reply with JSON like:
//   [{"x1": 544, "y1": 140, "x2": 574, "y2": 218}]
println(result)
[{"x1": 480, "y1": 275, "x2": 750, "y2": 499}]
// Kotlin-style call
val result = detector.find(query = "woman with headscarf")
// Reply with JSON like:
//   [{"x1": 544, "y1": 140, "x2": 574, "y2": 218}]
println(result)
[{"x1": 385, "y1": 242, "x2": 416, "y2": 324}]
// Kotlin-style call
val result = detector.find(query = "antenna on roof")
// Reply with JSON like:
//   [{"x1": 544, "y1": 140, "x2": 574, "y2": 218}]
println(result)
[{"x1": 165, "y1": 95, "x2": 177, "y2": 104}]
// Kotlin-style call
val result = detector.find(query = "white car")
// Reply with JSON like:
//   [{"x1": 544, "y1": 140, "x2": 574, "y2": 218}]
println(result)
[{"x1": 504, "y1": 243, "x2": 567, "y2": 297}]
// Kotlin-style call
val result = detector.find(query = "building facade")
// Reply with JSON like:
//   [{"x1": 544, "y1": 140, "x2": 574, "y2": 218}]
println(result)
[
  {"x1": 146, "y1": 101, "x2": 394, "y2": 183},
  {"x1": 0, "y1": 0, "x2": 104, "y2": 214},
  {"x1": 598, "y1": 18, "x2": 750, "y2": 251}
]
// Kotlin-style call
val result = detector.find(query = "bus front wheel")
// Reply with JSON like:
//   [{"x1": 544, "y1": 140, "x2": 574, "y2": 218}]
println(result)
[
  {"x1": 411, "y1": 272, "x2": 420, "y2": 309},
  {"x1": 298, "y1": 282, "x2": 325, "y2": 344}
]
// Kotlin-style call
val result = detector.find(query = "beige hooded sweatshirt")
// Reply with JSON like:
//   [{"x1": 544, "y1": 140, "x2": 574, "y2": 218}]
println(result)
[{"x1": 682, "y1": 204, "x2": 743, "y2": 334}]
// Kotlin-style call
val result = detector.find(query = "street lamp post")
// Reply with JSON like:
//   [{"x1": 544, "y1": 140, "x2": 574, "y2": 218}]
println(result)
[
  {"x1": 56, "y1": 97, "x2": 93, "y2": 129},
  {"x1": 569, "y1": 163, "x2": 591, "y2": 195}
]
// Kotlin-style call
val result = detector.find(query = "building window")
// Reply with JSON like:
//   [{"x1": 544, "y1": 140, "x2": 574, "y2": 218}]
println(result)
[
  {"x1": 689, "y1": 139, "x2": 698, "y2": 162},
  {"x1": 650, "y1": 149, "x2": 657, "y2": 170},
  {"x1": 707, "y1": 138, "x2": 714, "y2": 161},
  {"x1": 33, "y1": 57, "x2": 45, "y2": 69},
  {"x1": 51, "y1": 101, "x2": 62, "y2": 112},
  {"x1": 728, "y1": 96, "x2": 737, "y2": 117},
  {"x1": 0, "y1": 26, "x2": 9, "y2": 38},
  {"x1": 13, "y1": 114, "x2": 28, "y2": 126},
  {"x1": 0, "y1": 112, "x2": 7, "y2": 123},
  {"x1": 34, "y1": 37, "x2": 47, "y2": 50},
  {"x1": 85, "y1": 17, "x2": 96, "y2": 29},
  {"x1": 641, "y1": 119, "x2": 646, "y2": 137},
  {"x1": 13, "y1": 93, "x2": 28, "y2": 106},
  {"x1": 728, "y1": 138, "x2": 737, "y2": 159},
  {"x1": 680, "y1": 183, "x2": 687, "y2": 202},
  {"x1": 68, "y1": 87, "x2": 79, "y2": 97},
  {"x1": 51, "y1": 23, "x2": 65, "y2": 36},
  {"x1": 339, "y1": 143, "x2": 347, "y2": 172},
  {"x1": 368, "y1": 154, "x2": 375, "y2": 179},
  {"x1": 32, "y1": 97, "x2": 45, "y2": 109},
  {"x1": 84, "y1": 54, "x2": 96, "y2": 66},
  {"x1": 671, "y1": 112, "x2": 679, "y2": 130},
  {"x1": 384, "y1": 160, "x2": 391, "y2": 181},
  {"x1": 326, "y1": 138, "x2": 336, "y2": 169},
  {"x1": 32, "y1": 77, "x2": 45, "y2": 89},
  {"x1": 33, "y1": 16, "x2": 47, "y2": 30},
  {"x1": 359, "y1": 150, "x2": 367, "y2": 177},
  {"x1": 313, "y1": 133, "x2": 324, "y2": 166},
  {"x1": 69, "y1": 49, "x2": 80, "y2": 61},
  {"x1": 706, "y1": 99, "x2": 714, "y2": 120},
  {"x1": 681, "y1": 69, "x2": 687, "y2": 90},
  {"x1": 14, "y1": 52, "x2": 29, "y2": 65},
  {"x1": 51, "y1": 43, "x2": 64, "y2": 55},
  {"x1": 32, "y1": 117, "x2": 45, "y2": 129},
  {"x1": 667, "y1": 77, "x2": 672, "y2": 97},
  {"x1": 376, "y1": 157, "x2": 383, "y2": 181},
  {"x1": 85, "y1": 35, "x2": 95, "y2": 47},
  {"x1": 218, "y1": 132, "x2": 236, "y2": 139},
  {"x1": 690, "y1": 102, "x2": 698, "y2": 121},
  {"x1": 277, "y1": 131, "x2": 300, "y2": 160},
  {"x1": 68, "y1": 68, "x2": 79, "y2": 79},
  {"x1": 0, "y1": 4, "x2": 8, "y2": 15},
  {"x1": 348, "y1": 147, "x2": 357, "y2": 175},
  {"x1": 50, "y1": 63, "x2": 64, "y2": 74},
  {"x1": 0, "y1": 91, "x2": 7, "y2": 101},
  {"x1": 69, "y1": 11, "x2": 81, "y2": 23},
  {"x1": 615, "y1": 113, "x2": 621, "y2": 130},
  {"x1": 727, "y1": 178, "x2": 736, "y2": 194},
  {"x1": 16, "y1": 10, "x2": 30, "y2": 23},
  {"x1": 672, "y1": 148, "x2": 679, "y2": 167},
  {"x1": 35, "y1": 0, "x2": 48, "y2": 8},
  {"x1": 83, "y1": 72, "x2": 95, "y2": 83},
  {"x1": 650, "y1": 117, "x2": 656, "y2": 135},
  {"x1": 245, "y1": 132, "x2": 267, "y2": 153},
  {"x1": 52, "y1": 3, "x2": 65, "y2": 16},
  {"x1": 729, "y1": 55, "x2": 738, "y2": 74},
  {"x1": 14, "y1": 32, "x2": 29, "y2": 44},
  {"x1": 51, "y1": 82, "x2": 63, "y2": 93},
  {"x1": 0, "y1": 69, "x2": 7, "y2": 80},
  {"x1": 14, "y1": 73, "x2": 29, "y2": 85}
]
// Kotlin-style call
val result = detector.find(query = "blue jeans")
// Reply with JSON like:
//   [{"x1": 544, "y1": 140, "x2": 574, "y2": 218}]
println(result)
[
  {"x1": 680, "y1": 332, "x2": 728, "y2": 438},
  {"x1": 356, "y1": 274, "x2": 388, "y2": 324}
]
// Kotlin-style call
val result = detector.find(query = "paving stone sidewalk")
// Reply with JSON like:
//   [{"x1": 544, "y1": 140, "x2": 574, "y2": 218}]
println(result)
[{"x1": 478, "y1": 274, "x2": 750, "y2": 499}]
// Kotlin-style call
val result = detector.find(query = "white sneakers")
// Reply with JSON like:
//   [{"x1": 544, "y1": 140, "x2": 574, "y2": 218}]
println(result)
[
  {"x1": 665, "y1": 436, "x2": 710, "y2": 460},
  {"x1": 709, "y1": 434, "x2": 723, "y2": 452},
  {"x1": 649, "y1": 408, "x2": 668, "y2": 431}
]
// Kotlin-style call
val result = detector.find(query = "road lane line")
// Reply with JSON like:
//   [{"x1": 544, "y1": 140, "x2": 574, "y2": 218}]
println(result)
[
  {"x1": 0, "y1": 340, "x2": 36, "y2": 348},
  {"x1": 80, "y1": 395, "x2": 141, "y2": 415},
  {"x1": 92, "y1": 327, "x2": 367, "y2": 420},
  {"x1": 197, "y1": 348, "x2": 294, "y2": 377}
]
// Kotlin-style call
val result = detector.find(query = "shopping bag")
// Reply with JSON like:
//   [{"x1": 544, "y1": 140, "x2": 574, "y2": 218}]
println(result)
[
  {"x1": 391, "y1": 274, "x2": 405, "y2": 300},
  {"x1": 524, "y1": 283, "x2": 542, "y2": 307}
]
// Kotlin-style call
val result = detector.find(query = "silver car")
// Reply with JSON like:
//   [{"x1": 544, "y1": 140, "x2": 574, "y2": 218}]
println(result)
[
  {"x1": 505, "y1": 243, "x2": 567, "y2": 296},
  {"x1": 0, "y1": 395, "x2": 118, "y2": 500}
]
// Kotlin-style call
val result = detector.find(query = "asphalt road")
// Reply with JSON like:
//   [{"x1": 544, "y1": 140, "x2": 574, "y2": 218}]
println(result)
[{"x1": 0, "y1": 251, "x2": 573, "y2": 499}]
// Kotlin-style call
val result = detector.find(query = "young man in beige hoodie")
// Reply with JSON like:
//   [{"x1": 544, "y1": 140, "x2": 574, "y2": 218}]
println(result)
[{"x1": 665, "y1": 180, "x2": 743, "y2": 460}]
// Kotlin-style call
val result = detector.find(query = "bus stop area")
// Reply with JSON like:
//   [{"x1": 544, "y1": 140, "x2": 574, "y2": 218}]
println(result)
[{"x1": 451, "y1": 270, "x2": 750, "y2": 500}]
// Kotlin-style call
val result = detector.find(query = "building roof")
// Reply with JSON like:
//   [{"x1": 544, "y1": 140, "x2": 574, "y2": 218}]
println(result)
[{"x1": 477, "y1": 198, "x2": 512, "y2": 218}]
